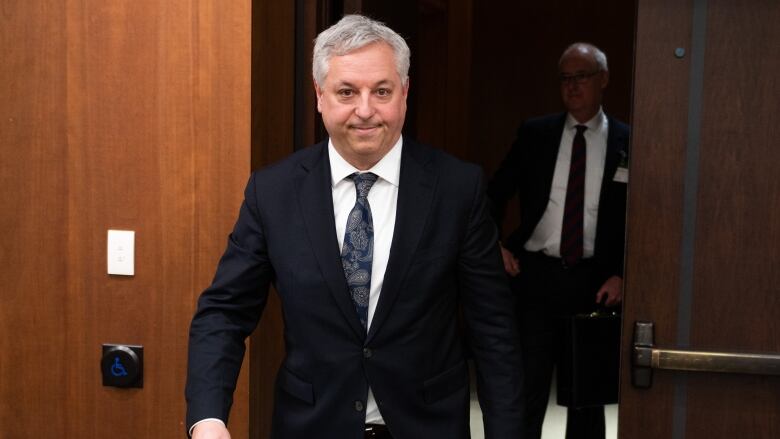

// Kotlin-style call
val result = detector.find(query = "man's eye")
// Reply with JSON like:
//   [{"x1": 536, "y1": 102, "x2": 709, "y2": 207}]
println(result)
[
  {"x1": 338, "y1": 89, "x2": 354, "y2": 97},
  {"x1": 573, "y1": 73, "x2": 586, "y2": 81},
  {"x1": 376, "y1": 88, "x2": 391, "y2": 97}
]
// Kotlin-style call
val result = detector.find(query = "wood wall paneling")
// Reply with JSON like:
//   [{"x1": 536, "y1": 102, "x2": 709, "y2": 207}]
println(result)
[
  {"x1": 1, "y1": 1, "x2": 251, "y2": 437},
  {"x1": 252, "y1": 0, "x2": 296, "y2": 169},
  {"x1": 293, "y1": 0, "x2": 324, "y2": 150},
  {"x1": 0, "y1": 0, "x2": 69, "y2": 436},
  {"x1": 413, "y1": 1, "x2": 449, "y2": 149},
  {"x1": 249, "y1": 1, "x2": 296, "y2": 437},
  {"x1": 442, "y1": 0, "x2": 473, "y2": 160}
]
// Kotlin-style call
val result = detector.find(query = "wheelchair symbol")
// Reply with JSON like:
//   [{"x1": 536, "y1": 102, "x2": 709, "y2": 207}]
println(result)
[{"x1": 111, "y1": 357, "x2": 128, "y2": 377}]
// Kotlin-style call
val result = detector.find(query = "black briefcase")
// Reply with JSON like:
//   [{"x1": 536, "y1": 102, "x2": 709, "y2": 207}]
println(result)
[{"x1": 556, "y1": 310, "x2": 621, "y2": 408}]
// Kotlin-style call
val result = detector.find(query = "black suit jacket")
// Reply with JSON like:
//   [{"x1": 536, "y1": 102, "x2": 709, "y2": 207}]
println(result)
[
  {"x1": 487, "y1": 112, "x2": 630, "y2": 282},
  {"x1": 185, "y1": 139, "x2": 523, "y2": 438}
]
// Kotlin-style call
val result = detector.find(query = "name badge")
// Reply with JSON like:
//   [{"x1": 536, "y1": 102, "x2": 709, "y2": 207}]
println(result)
[{"x1": 613, "y1": 167, "x2": 629, "y2": 183}]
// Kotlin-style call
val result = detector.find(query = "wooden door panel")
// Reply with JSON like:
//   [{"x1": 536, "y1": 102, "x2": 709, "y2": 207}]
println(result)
[
  {"x1": 619, "y1": 0, "x2": 693, "y2": 435},
  {"x1": 693, "y1": 0, "x2": 780, "y2": 353},
  {"x1": 686, "y1": 1, "x2": 780, "y2": 435},
  {"x1": 621, "y1": 1, "x2": 780, "y2": 438}
]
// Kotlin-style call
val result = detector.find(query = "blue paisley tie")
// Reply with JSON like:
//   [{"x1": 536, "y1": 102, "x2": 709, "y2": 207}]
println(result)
[{"x1": 341, "y1": 172, "x2": 378, "y2": 330}]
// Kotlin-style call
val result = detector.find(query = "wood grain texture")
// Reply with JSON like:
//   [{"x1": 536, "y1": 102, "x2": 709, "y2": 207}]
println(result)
[
  {"x1": 252, "y1": 0, "x2": 295, "y2": 170},
  {"x1": 293, "y1": 0, "x2": 326, "y2": 150},
  {"x1": 622, "y1": 0, "x2": 780, "y2": 438},
  {"x1": 411, "y1": 0, "x2": 474, "y2": 161},
  {"x1": 249, "y1": 1, "x2": 295, "y2": 437},
  {"x1": 0, "y1": 1, "x2": 69, "y2": 436},
  {"x1": 619, "y1": 1, "x2": 693, "y2": 437},
  {"x1": 1, "y1": 1, "x2": 251, "y2": 437},
  {"x1": 687, "y1": 0, "x2": 780, "y2": 436}
]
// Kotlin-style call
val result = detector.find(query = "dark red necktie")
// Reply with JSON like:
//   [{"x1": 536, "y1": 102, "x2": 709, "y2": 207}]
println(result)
[{"x1": 561, "y1": 125, "x2": 587, "y2": 266}]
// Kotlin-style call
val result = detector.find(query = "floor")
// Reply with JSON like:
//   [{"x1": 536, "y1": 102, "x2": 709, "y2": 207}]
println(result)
[{"x1": 469, "y1": 375, "x2": 618, "y2": 439}]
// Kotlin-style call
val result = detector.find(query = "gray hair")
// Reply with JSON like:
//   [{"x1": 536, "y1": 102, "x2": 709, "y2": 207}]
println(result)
[
  {"x1": 312, "y1": 15, "x2": 411, "y2": 86},
  {"x1": 560, "y1": 42, "x2": 609, "y2": 72}
]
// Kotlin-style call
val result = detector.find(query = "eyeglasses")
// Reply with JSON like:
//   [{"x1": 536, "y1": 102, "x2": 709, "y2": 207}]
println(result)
[{"x1": 559, "y1": 70, "x2": 601, "y2": 85}]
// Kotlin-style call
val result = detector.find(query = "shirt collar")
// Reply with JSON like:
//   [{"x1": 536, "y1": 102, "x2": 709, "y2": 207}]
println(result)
[
  {"x1": 566, "y1": 107, "x2": 606, "y2": 132},
  {"x1": 328, "y1": 136, "x2": 403, "y2": 188}
]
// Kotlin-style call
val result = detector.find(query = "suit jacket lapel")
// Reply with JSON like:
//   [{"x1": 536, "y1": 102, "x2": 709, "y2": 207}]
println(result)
[
  {"x1": 600, "y1": 115, "x2": 627, "y2": 197},
  {"x1": 367, "y1": 140, "x2": 435, "y2": 343},
  {"x1": 297, "y1": 143, "x2": 365, "y2": 340},
  {"x1": 540, "y1": 115, "x2": 567, "y2": 195},
  {"x1": 530, "y1": 115, "x2": 566, "y2": 224}
]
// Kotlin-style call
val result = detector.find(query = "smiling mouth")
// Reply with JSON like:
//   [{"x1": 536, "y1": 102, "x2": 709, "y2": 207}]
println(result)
[{"x1": 350, "y1": 125, "x2": 381, "y2": 133}]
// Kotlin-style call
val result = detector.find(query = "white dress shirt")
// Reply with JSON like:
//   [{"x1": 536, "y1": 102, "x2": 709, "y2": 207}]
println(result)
[
  {"x1": 330, "y1": 136, "x2": 402, "y2": 425},
  {"x1": 190, "y1": 137, "x2": 402, "y2": 436},
  {"x1": 524, "y1": 108, "x2": 608, "y2": 258}
]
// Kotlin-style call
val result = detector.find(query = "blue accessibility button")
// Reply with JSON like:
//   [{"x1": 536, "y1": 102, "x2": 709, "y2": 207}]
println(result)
[
  {"x1": 111, "y1": 357, "x2": 129, "y2": 377},
  {"x1": 101, "y1": 344, "x2": 143, "y2": 388}
]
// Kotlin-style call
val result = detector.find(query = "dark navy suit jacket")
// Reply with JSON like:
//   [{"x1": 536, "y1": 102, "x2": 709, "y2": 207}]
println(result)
[
  {"x1": 185, "y1": 139, "x2": 523, "y2": 438},
  {"x1": 488, "y1": 113, "x2": 630, "y2": 283}
]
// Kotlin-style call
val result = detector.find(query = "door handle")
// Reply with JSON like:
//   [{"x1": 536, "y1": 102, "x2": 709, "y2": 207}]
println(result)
[{"x1": 632, "y1": 321, "x2": 780, "y2": 388}]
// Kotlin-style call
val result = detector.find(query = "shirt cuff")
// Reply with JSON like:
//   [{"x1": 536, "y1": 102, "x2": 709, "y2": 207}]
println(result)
[{"x1": 189, "y1": 418, "x2": 226, "y2": 437}]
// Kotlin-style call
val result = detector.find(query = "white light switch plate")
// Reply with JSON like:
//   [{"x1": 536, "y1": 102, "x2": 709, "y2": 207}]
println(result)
[{"x1": 107, "y1": 230, "x2": 135, "y2": 276}]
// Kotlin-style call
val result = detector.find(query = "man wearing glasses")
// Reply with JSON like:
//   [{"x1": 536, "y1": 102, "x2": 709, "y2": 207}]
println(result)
[{"x1": 487, "y1": 43, "x2": 630, "y2": 439}]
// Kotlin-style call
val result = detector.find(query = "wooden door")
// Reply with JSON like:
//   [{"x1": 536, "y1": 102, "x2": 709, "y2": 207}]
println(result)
[{"x1": 619, "y1": 0, "x2": 780, "y2": 437}]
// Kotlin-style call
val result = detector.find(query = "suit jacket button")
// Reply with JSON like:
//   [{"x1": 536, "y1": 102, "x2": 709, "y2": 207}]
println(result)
[
  {"x1": 363, "y1": 348, "x2": 373, "y2": 359},
  {"x1": 354, "y1": 400, "x2": 364, "y2": 411}
]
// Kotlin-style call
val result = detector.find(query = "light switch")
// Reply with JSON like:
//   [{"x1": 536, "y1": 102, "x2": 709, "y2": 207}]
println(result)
[{"x1": 107, "y1": 230, "x2": 135, "y2": 276}]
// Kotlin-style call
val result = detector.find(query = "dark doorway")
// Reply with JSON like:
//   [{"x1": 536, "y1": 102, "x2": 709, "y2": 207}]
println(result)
[
  {"x1": 250, "y1": 1, "x2": 637, "y2": 437},
  {"x1": 358, "y1": 0, "x2": 635, "y2": 176}
]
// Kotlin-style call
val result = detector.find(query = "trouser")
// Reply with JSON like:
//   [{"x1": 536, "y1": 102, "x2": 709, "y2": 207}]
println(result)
[{"x1": 514, "y1": 251, "x2": 607, "y2": 439}]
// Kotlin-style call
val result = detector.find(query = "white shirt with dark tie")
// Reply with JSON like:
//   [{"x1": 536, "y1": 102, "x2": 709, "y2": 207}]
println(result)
[
  {"x1": 189, "y1": 137, "x2": 403, "y2": 435},
  {"x1": 329, "y1": 136, "x2": 403, "y2": 425},
  {"x1": 524, "y1": 108, "x2": 608, "y2": 258}
]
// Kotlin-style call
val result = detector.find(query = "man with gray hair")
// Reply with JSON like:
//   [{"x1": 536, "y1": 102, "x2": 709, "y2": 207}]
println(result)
[
  {"x1": 185, "y1": 15, "x2": 523, "y2": 439},
  {"x1": 488, "y1": 42, "x2": 630, "y2": 439}
]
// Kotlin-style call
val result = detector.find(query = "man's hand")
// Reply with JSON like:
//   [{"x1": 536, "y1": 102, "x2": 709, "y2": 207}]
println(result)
[
  {"x1": 499, "y1": 243, "x2": 521, "y2": 276},
  {"x1": 192, "y1": 421, "x2": 231, "y2": 439},
  {"x1": 595, "y1": 275, "x2": 623, "y2": 307}
]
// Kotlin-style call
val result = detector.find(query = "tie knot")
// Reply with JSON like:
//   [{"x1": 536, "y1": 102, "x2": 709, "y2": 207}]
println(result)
[
  {"x1": 350, "y1": 172, "x2": 378, "y2": 199},
  {"x1": 575, "y1": 124, "x2": 587, "y2": 134}
]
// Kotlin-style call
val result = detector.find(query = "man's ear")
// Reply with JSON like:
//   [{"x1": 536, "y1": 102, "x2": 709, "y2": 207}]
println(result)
[
  {"x1": 314, "y1": 80, "x2": 323, "y2": 113},
  {"x1": 402, "y1": 79, "x2": 410, "y2": 98},
  {"x1": 600, "y1": 70, "x2": 610, "y2": 90}
]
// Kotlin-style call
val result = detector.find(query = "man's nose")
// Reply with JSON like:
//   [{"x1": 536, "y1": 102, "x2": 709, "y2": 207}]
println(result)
[
  {"x1": 354, "y1": 93, "x2": 376, "y2": 119},
  {"x1": 562, "y1": 80, "x2": 579, "y2": 91}
]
